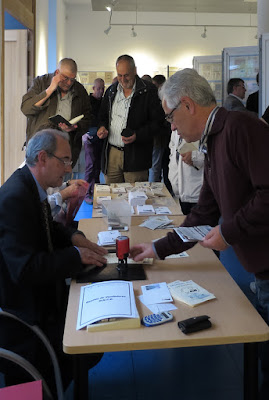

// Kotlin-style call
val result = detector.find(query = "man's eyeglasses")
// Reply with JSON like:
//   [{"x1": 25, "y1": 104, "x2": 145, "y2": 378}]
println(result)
[
  {"x1": 60, "y1": 73, "x2": 76, "y2": 83},
  {"x1": 47, "y1": 152, "x2": 73, "y2": 166},
  {"x1": 165, "y1": 101, "x2": 181, "y2": 123}
]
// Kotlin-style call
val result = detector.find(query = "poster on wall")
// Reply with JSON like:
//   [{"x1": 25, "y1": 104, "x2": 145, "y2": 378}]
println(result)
[
  {"x1": 193, "y1": 56, "x2": 222, "y2": 106},
  {"x1": 222, "y1": 46, "x2": 259, "y2": 105}
]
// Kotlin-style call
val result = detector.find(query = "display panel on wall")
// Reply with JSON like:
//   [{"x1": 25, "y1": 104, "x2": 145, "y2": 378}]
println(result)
[
  {"x1": 193, "y1": 56, "x2": 222, "y2": 107},
  {"x1": 222, "y1": 46, "x2": 259, "y2": 106},
  {"x1": 78, "y1": 71, "x2": 114, "y2": 93}
]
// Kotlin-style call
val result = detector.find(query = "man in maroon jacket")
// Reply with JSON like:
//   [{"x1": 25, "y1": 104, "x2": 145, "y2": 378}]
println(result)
[{"x1": 130, "y1": 68, "x2": 269, "y2": 400}]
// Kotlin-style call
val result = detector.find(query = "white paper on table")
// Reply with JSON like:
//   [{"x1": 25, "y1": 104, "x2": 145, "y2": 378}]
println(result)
[
  {"x1": 104, "y1": 253, "x2": 153, "y2": 265},
  {"x1": 138, "y1": 295, "x2": 177, "y2": 313},
  {"x1": 139, "y1": 216, "x2": 172, "y2": 230},
  {"x1": 76, "y1": 280, "x2": 137, "y2": 330},
  {"x1": 97, "y1": 230, "x2": 121, "y2": 246},
  {"x1": 141, "y1": 282, "x2": 173, "y2": 304},
  {"x1": 165, "y1": 252, "x2": 189, "y2": 259},
  {"x1": 154, "y1": 207, "x2": 172, "y2": 215}
]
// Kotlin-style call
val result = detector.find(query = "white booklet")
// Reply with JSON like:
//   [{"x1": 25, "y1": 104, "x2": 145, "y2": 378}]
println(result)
[
  {"x1": 77, "y1": 280, "x2": 138, "y2": 330},
  {"x1": 97, "y1": 230, "x2": 121, "y2": 246},
  {"x1": 174, "y1": 225, "x2": 212, "y2": 242},
  {"x1": 167, "y1": 280, "x2": 216, "y2": 307}
]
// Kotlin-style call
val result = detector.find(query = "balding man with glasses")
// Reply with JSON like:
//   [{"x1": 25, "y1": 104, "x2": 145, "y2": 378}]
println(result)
[
  {"x1": 21, "y1": 58, "x2": 91, "y2": 166},
  {"x1": 0, "y1": 129, "x2": 106, "y2": 393}
]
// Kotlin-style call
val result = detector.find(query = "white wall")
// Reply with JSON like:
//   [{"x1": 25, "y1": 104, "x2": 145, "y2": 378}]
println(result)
[
  {"x1": 57, "y1": 0, "x2": 66, "y2": 62},
  {"x1": 65, "y1": 5, "x2": 258, "y2": 77},
  {"x1": 36, "y1": 0, "x2": 49, "y2": 75}
]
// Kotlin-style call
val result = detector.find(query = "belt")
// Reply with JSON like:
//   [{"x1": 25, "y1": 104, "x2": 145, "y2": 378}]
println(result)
[{"x1": 109, "y1": 143, "x2": 124, "y2": 151}]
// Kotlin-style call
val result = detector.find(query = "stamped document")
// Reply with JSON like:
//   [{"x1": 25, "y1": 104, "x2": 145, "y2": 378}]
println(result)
[
  {"x1": 174, "y1": 225, "x2": 212, "y2": 242},
  {"x1": 141, "y1": 282, "x2": 173, "y2": 304},
  {"x1": 77, "y1": 280, "x2": 137, "y2": 330}
]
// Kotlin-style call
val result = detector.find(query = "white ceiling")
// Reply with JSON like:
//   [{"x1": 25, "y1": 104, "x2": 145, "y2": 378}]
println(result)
[{"x1": 64, "y1": 0, "x2": 257, "y2": 14}]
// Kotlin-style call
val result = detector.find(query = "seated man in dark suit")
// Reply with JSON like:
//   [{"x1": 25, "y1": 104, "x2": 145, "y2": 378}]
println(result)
[{"x1": 0, "y1": 129, "x2": 107, "y2": 394}]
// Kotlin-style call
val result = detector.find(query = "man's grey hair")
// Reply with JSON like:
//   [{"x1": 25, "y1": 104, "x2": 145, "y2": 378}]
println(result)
[
  {"x1": 58, "y1": 58, "x2": 77, "y2": 74},
  {"x1": 159, "y1": 68, "x2": 216, "y2": 109},
  {"x1": 26, "y1": 129, "x2": 69, "y2": 166},
  {"x1": 116, "y1": 54, "x2": 136, "y2": 69}
]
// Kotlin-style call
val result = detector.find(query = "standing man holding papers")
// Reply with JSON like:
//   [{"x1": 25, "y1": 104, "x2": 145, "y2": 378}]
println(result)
[
  {"x1": 0, "y1": 129, "x2": 107, "y2": 395},
  {"x1": 129, "y1": 68, "x2": 269, "y2": 400},
  {"x1": 21, "y1": 58, "x2": 91, "y2": 166}
]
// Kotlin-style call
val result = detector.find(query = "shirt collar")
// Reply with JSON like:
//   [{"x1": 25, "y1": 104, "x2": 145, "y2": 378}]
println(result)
[
  {"x1": 229, "y1": 93, "x2": 244, "y2": 104},
  {"x1": 199, "y1": 106, "x2": 220, "y2": 153},
  {"x1": 117, "y1": 81, "x2": 136, "y2": 98}
]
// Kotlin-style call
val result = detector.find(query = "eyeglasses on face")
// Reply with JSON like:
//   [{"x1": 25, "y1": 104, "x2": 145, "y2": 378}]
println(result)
[
  {"x1": 47, "y1": 152, "x2": 73, "y2": 166},
  {"x1": 165, "y1": 101, "x2": 181, "y2": 123},
  {"x1": 60, "y1": 72, "x2": 76, "y2": 83}
]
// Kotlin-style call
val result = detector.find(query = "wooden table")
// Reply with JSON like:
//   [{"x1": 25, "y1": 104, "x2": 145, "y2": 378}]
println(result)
[
  {"x1": 63, "y1": 217, "x2": 269, "y2": 400},
  {"x1": 92, "y1": 183, "x2": 182, "y2": 218}
]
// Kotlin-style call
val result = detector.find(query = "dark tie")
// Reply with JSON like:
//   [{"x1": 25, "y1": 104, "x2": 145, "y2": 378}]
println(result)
[{"x1": 42, "y1": 199, "x2": 53, "y2": 253}]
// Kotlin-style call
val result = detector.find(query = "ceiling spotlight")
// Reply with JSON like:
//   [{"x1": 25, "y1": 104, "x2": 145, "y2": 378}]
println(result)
[
  {"x1": 201, "y1": 26, "x2": 207, "y2": 39},
  {"x1": 131, "y1": 25, "x2": 137, "y2": 37},
  {"x1": 106, "y1": 6, "x2": 111, "y2": 11},
  {"x1": 104, "y1": 25, "x2": 111, "y2": 35}
]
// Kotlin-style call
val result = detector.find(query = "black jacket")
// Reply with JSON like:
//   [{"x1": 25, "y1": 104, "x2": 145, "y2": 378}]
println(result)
[{"x1": 98, "y1": 76, "x2": 165, "y2": 173}]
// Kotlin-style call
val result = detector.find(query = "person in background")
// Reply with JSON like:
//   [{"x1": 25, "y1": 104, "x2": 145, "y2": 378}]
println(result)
[
  {"x1": 168, "y1": 131, "x2": 204, "y2": 215},
  {"x1": 97, "y1": 54, "x2": 164, "y2": 183},
  {"x1": 141, "y1": 74, "x2": 152, "y2": 82},
  {"x1": 83, "y1": 78, "x2": 105, "y2": 204},
  {"x1": 0, "y1": 129, "x2": 107, "y2": 395},
  {"x1": 223, "y1": 78, "x2": 248, "y2": 112},
  {"x1": 21, "y1": 58, "x2": 91, "y2": 167},
  {"x1": 129, "y1": 68, "x2": 269, "y2": 400},
  {"x1": 246, "y1": 72, "x2": 259, "y2": 114},
  {"x1": 149, "y1": 74, "x2": 173, "y2": 194}
]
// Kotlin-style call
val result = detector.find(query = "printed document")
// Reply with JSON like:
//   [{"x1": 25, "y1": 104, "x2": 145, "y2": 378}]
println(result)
[{"x1": 77, "y1": 280, "x2": 137, "y2": 330}]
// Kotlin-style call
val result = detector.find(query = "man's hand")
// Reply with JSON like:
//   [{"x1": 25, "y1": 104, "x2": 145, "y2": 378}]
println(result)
[
  {"x1": 181, "y1": 151, "x2": 192, "y2": 166},
  {"x1": 78, "y1": 247, "x2": 107, "y2": 266},
  {"x1": 129, "y1": 243, "x2": 155, "y2": 262},
  {"x1": 200, "y1": 225, "x2": 229, "y2": 251},
  {"x1": 97, "y1": 126, "x2": 108, "y2": 139},
  {"x1": 72, "y1": 233, "x2": 108, "y2": 256},
  {"x1": 121, "y1": 132, "x2": 136, "y2": 145},
  {"x1": 46, "y1": 73, "x2": 63, "y2": 95},
  {"x1": 58, "y1": 122, "x2": 78, "y2": 132}
]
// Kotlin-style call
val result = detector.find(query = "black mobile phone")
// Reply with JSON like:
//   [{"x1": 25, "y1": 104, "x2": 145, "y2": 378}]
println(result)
[{"x1": 121, "y1": 127, "x2": 133, "y2": 137}]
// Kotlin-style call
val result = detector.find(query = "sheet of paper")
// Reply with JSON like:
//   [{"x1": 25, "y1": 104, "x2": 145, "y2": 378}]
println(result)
[
  {"x1": 77, "y1": 280, "x2": 137, "y2": 330},
  {"x1": 165, "y1": 252, "x2": 189, "y2": 258},
  {"x1": 174, "y1": 225, "x2": 212, "y2": 242},
  {"x1": 97, "y1": 230, "x2": 121, "y2": 246},
  {"x1": 141, "y1": 282, "x2": 173, "y2": 304},
  {"x1": 138, "y1": 294, "x2": 177, "y2": 313},
  {"x1": 154, "y1": 206, "x2": 172, "y2": 215},
  {"x1": 104, "y1": 253, "x2": 153, "y2": 265},
  {"x1": 139, "y1": 216, "x2": 173, "y2": 230}
]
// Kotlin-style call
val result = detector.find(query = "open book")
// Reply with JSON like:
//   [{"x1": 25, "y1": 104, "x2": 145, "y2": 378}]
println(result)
[{"x1": 49, "y1": 114, "x2": 84, "y2": 126}]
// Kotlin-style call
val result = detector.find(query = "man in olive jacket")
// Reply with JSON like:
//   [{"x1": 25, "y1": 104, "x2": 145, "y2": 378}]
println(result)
[
  {"x1": 97, "y1": 54, "x2": 164, "y2": 183},
  {"x1": 21, "y1": 58, "x2": 91, "y2": 165}
]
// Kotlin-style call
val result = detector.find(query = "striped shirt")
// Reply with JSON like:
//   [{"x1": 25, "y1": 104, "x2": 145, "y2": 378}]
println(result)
[{"x1": 109, "y1": 83, "x2": 136, "y2": 147}]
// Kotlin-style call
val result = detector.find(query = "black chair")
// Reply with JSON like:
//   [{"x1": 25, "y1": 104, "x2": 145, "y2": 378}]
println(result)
[{"x1": 0, "y1": 310, "x2": 64, "y2": 400}]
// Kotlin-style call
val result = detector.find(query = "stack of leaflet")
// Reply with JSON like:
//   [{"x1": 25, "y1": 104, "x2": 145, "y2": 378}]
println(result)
[
  {"x1": 128, "y1": 191, "x2": 148, "y2": 207},
  {"x1": 138, "y1": 282, "x2": 177, "y2": 314},
  {"x1": 136, "y1": 204, "x2": 155, "y2": 215},
  {"x1": 174, "y1": 225, "x2": 212, "y2": 242},
  {"x1": 167, "y1": 280, "x2": 216, "y2": 307},
  {"x1": 139, "y1": 216, "x2": 174, "y2": 230},
  {"x1": 95, "y1": 184, "x2": 111, "y2": 193},
  {"x1": 97, "y1": 230, "x2": 121, "y2": 246}
]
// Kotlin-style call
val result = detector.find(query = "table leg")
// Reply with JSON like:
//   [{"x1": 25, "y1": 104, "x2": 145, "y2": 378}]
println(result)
[
  {"x1": 244, "y1": 342, "x2": 259, "y2": 400},
  {"x1": 73, "y1": 354, "x2": 89, "y2": 400}
]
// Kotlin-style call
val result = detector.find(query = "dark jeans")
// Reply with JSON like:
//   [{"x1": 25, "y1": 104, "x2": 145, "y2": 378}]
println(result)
[
  {"x1": 255, "y1": 278, "x2": 269, "y2": 400},
  {"x1": 84, "y1": 137, "x2": 102, "y2": 198}
]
